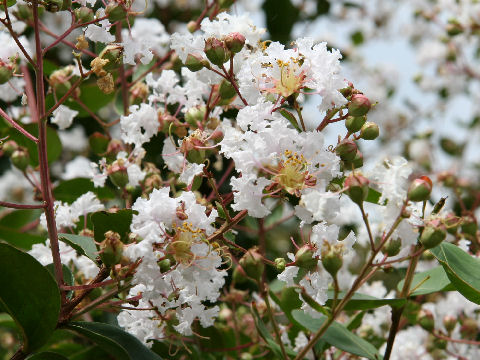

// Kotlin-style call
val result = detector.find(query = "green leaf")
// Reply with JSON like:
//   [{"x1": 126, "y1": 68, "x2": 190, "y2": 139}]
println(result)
[
  {"x1": 0, "y1": 243, "x2": 61, "y2": 352},
  {"x1": 292, "y1": 310, "x2": 382, "y2": 360},
  {"x1": 66, "y1": 322, "x2": 163, "y2": 360},
  {"x1": 45, "y1": 263, "x2": 75, "y2": 299},
  {"x1": 26, "y1": 352, "x2": 68, "y2": 360},
  {"x1": 269, "y1": 286, "x2": 302, "y2": 324},
  {"x1": 0, "y1": 226, "x2": 45, "y2": 250},
  {"x1": 54, "y1": 178, "x2": 115, "y2": 204},
  {"x1": 0, "y1": 209, "x2": 42, "y2": 228},
  {"x1": 397, "y1": 266, "x2": 452, "y2": 296},
  {"x1": 5, "y1": 0, "x2": 17, "y2": 7},
  {"x1": 92, "y1": 210, "x2": 134, "y2": 243},
  {"x1": 365, "y1": 187, "x2": 382, "y2": 205},
  {"x1": 251, "y1": 304, "x2": 297, "y2": 359},
  {"x1": 58, "y1": 233, "x2": 98, "y2": 263},
  {"x1": 326, "y1": 291, "x2": 405, "y2": 310},
  {"x1": 279, "y1": 108, "x2": 301, "y2": 132},
  {"x1": 263, "y1": 0, "x2": 299, "y2": 44},
  {"x1": 8, "y1": 124, "x2": 62, "y2": 166},
  {"x1": 429, "y1": 242, "x2": 480, "y2": 304},
  {"x1": 69, "y1": 346, "x2": 111, "y2": 360}
]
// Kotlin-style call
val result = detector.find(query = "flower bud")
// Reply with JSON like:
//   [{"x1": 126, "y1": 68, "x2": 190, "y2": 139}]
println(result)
[
  {"x1": 383, "y1": 237, "x2": 402, "y2": 257},
  {"x1": 44, "y1": 0, "x2": 63, "y2": 12},
  {"x1": 274, "y1": 258, "x2": 286, "y2": 272},
  {"x1": 232, "y1": 265, "x2": 249, "y2": 284},
  {"x1": 106, "y1": 139, "x2": 125, "y2": 157},
  {"x1": 446, "y1": 19, "x2": 463, "y2": 36},
  {"x1": 407, "y1": 176, "x2": 432, "y2": 202},
  {"x1": 185, "y1": 106, "x2": 206, "y2": 126},
  {"x1": 0, "y1": 62, "x2": 13, "y2": 85},
  {"x1": 359, "y1": 122, "x2": 379, "y2": 140},
  {"x1": 108, "y1": 159, "x2": 129, "y2": 188},
  {"x1": 351, "y1": 149, "x2": 364, "y2": 169},
  {"x1": 186, "y1": 21, "x2": 197, "y2": 33},
  {"x1": 129, "y1": 82, "x2": 149, "y2": 105},
  {"x1": 443, "y1": 315, "x2": 457, "y2": 333},
  {"x1": 11, "y1": 147, "x2": 30, "y2": 171},
  {"x1": 335, "y1": 139, "x2": 357, "y2": 162},
  {"x1": 238, "y1": 248, "x2": 264, "y2": 280},
  {"x1": 348, "y1": 94, "x2": 371, "y2": 117},
  {"x1": 75, "y1": 6, "x2": 94, "y2": 23},
  {"x1": 1, "y1": 140, "x2": 18, "y2": 156},
  {"x1": 185, "y1": 53, "x2": 209, "y2": 72},
  {"x1": 345, "y1": 115, "x2": 366, "y2": 133},
  {"x1": 219, "y1": 79, "x2": 237, "y2": 99},
  {"x1": 89, "y1": 132, "x2": 109, "y2": 155},
  {"x1": 105, "y1": 1, "x2": 126, "y2": 22},
  {"x1": 224, "y1": 32, "x2": 245, "y2": 54},
  {"x1": 461, "y1": 216, "x2": 477, "y2": 238},
  {"x1": 204, "y1": 37, "x2": 230, "y2": 67},
  {"x1": 295, "y1": 245, "x2": 317, "y2": 272},
  {"x1": 344, "y1": 173, "x2": 369, "y2": 205},
  {"x1": 321, "y1": 249, "x2": 343, "y2": 276},
  {"x1": 158, "y1": 258, "x2": 171, "y2": 273},
  {"x1": 460, "y1": 318, "x2": 478, "y2": 340},
  {"x1": 420, "y1": 223, "x2": 446, "y2": 249},
  {"x1": 418, "y1": 309, "x2": 435, "y2": 332},
  {"x1": 100, "y1": 231, "x2": 124, "y2": 267}
]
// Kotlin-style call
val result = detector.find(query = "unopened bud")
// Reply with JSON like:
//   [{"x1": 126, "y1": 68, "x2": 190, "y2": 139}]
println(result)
[
  {"x1": 0, "y1": 62, "x2": 14, "y2": 85},
  {"x1": 158, "y1": 258, "x2": 171, "y2": 273},
  {"x1": 129, "y1": 82, "x2": 149, "y2": 105},
  {"x1": 186, "y1": 21, "x2": 197, "y2": 33},
  {"x1": 461, "y1": 216, "x2": 477, "y2": 238},
  {"x1": 418, "y1": 309, "x2": 435, "y2": 332},
  {"x1": 238, "y1": 248, "x2": 264, "y2": 280},
  {"x1": 45, "y1": 0, "x2": 63, "y2": 12},
  {"x1": 335, "y1": 139, "x2": 357, "y2": 162},
  {"x1": 232, "y1": 265, "x2": 249, "y2": 284},
  {"x1": 11, "y1": 147, "x2": 30, "y2": 171},
  {"x1": 224, "y1": 32, "x2": 245, "y2": 54},
  {"x1": 295, "y1": 245, "x2": 317, "y2": 272},
  {"x1": 75, "y1": 6, "x2": 94, "y2": 23},
  {"x1": 185, "y1": 53, "x2": 209, "y2": 72},
  {"x1": 446, "y1": 19, "x2": 463, "y2": 36},
  {"x1": 106, "y1": 139, "x2": 125, "y2": 157},
  {"x1": 420, "y1": 222, "x2": 446, "y2": 249},
  {"x1": 407, "y1": 176, "x2": 432, "y2": 202},
  {"x1": 321, "y1": 249, "x2": 343, "y2": 276},
  {"x1": 89, "y1": 132, "x2": 109, "y2": 155},
  {"x1": 204, "y1": 37, "x2": 230, "y2": 67},
  {"x1": 460, "y1": 318, "x2": 478, "y2": 340},
  {"x1": 348, "y1": 94, "x2": 371, "y2": 117},
  {"x1": 105, "y1": 1, "x2": 126, "y2": 22},
  {"x1": 1, "y1": 140, "x2": 18, "y2": 156},
  {"x1": 274, "y1": 258, "x2": 286, "y2": 272},
  {"x1": 219, "y1": 79, "x2": 237, "y2": 99},
  {"x1": 359, "y1": 122, "x2": 379, "y2": 140},
  {"x1": 108, "y1": 159, "x2": 129, "y2": 188},
  {"x1": 100, "y1": 231, "x2": 124, "y2": 267},
  {"x1": 443, "y1": 315, "x2": 457, "y2": 333},
  {"x1": 345, "y1": 115, "x2": 366, "y2": 133},
  {"x1": 344, "y1": 173, "x2": 370, "y2": 205},
  {"x1": 383, "y1": 237, "x2": 402, "y2": 257}
]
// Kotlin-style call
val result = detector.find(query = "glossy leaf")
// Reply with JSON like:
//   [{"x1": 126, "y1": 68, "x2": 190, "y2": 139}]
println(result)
[
  {"x1": 326, "y1": 291, "x2": 405, "y2": 310},
  {"x1": 54, "y1": 178, "x2": 115, "y2": 204},
  {"x1": 0, "y1": 226, "x2": 45, "y2": 250},
  {"x1": 91, "y1": 210, "x2": 134, "y2": 243},
  {"x1": 292, "y1": 310, "x2": 382, "y2": 360},
  {"x1": 8, "y1": 124, "x2": 62, "y2": 166},
  {"x1": 429, "y1": 242, "x2": 480, "y2": 304},
  {"x1": 0, "y1": 244, "x2": 60, "y2": 352},
  {"x1": 66, "y1": 322, "x2": 163, "y2": 360},
  {"x1": 397, "y1": 266, "x2": 452, "y2": 296},
  {"x1": 26, "y1": 352, "x2": 68, "y2": 360},
  {"x1": 45, "y1": 263, "x2": 75, "y2": 299},
  {"x1": 58, "y1": 233, "x2": 98, "y2": 263}
]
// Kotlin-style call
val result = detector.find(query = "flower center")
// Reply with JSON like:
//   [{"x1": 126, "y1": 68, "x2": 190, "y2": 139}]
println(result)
[
  {"x1": 274, "y1": 150, "x2": 316, "y2": 196},
  {"x1": 167, "y1": 222, "x2": 206, "y2": 265}
]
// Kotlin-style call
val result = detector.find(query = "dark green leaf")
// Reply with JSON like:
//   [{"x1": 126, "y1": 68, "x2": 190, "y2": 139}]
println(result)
[
  {"x1": 54, "y1": 178, "x2": 115, "y2": 204},
  {"x1": 347, "y1": 311, "x2": 365, "y2": 331},
  {"x1": 66, "y1": 322, "x2": 163, "y2": 360},
  {"x1": 326, "y1": 291, "x2": 405, "y2": 310},
  {"x1": 365, "y1": 187, "x2": 382, "y2": 205},
  {"x1": 397, "y1": 266, "x2": 452, "y2": 296},
  {"x1": 263, "y1": 0, "x2": 299, "y2": 44},
  {"x1": 292, "y1": 310, "x2": 382, "y2": 360},
  {"x1": 429, "y1": 242, "x2": 480, "y2": 304},
  {"x1": 69, "y1": 346, "x2": 111, "y2": 360},
  {"x1": 5, "y1": 0, "x2": 16, "y2": 7},
  {"x1": 279, "y1": 108, "x2": 301, "y2": 132},
  {"x1": 8, "y1": 124, "x2": 62, "y2": 166},
  {"x1": 0, "y1": 226, "x2": 45, "y2": 250},
  {"x1": 26, "y1": 352, "x2": 68, "y2": 360},
  {"x1": 58, "y1": 233, "x2": 98, "y2": 263},
  {"x1": 0, "y1": 243, "x2": 61, "y2": 352},
  {"x1": 45, "y1": 263, "x2": 75, "y2": 299},
  {"x1": 92, "y1": 210, "x2": 134, "y2": 243},
  {"x1": 0, "y1": 209, "x2": 42, "y2": 228}
]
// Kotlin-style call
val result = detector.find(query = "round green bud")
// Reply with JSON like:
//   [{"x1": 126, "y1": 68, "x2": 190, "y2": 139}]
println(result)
[
  {"x1": 359, "y1": 122, "x2": 380, "y2": 140},
  {"x1": 11, "y1": 148, "x2": 30, "y2": 171},
  {"x1": 443, "y1": 315, "x2": 457, "y2": 333},
  {"x1": 100, "y1": 231, "x2": 124, "y2": 267},
  {"x1": 274, "y1": 258, "x2": 286, "y2": 272},
  {"x1": 348, "y1": 94, "x2": 371, "y2": 117},
  {"x1": 407, "y1": 176, "x2": 433, "y2": 202},
  {"x1": 345, "y1": 115, "x2": 366, "y2": 133},
  {"x1": 1, "y1": 140, "x2": 18, "y2": 157},
  {"x1": 321, "y1": 250, "x2": 343, "y2": 276},
  {"x1": 224, "y1": 32, "x2": 245, "y2": 54},
  {"x1": 185, "y1": 106, "x2": 206, "y2": 126},
  {"x1": 0, "y1": 63, "x2": 13, "y2": 85},
  {"x1": 204, "y1": 37, "x2": 230, "y2": 67},
  {"x1": 158, "y1": 258, "x2": 171, "y2": 273},
  {"x1": 295, "y1": 245, "x2": 317, "y2": 272},
  {"x1": 383, "y1": 237, "x2": 402, "y2": 257},
  {"x1": 420, "y1": 224, "x2": 446, "y2": 249},
  {"x1": 238, "y1": 248, "x2": 264, "y2": 281},
  {"x1": 75, "y1": 6, "x2": 94, "y2": 23},
  {"x1": 219, "y1": 79, "x2": 237, "y2": 99},
  {"x1": 335, "y1": 139, "x2": 357, "y2": 162},
  {"x1": 418, "y1": 309, "x2": 435, "y2": 332},
  {"x1": 344, "y1": 173, "x2": 370, "y2": 205}
]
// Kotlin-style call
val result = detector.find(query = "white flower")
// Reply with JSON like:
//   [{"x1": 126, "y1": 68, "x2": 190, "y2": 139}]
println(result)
[
  {"x1": 299, "y1": 270, "x2": 330, "y2": 318},
  {"x1": 50, "y1": 105, "x2": 78, "y2": 130},
  {"x1": 277, "y1": 265, "x2": 299, "y2": 287},
  {"x1": 120, "y1": 103, "x2": 158, "y2": 148}
]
